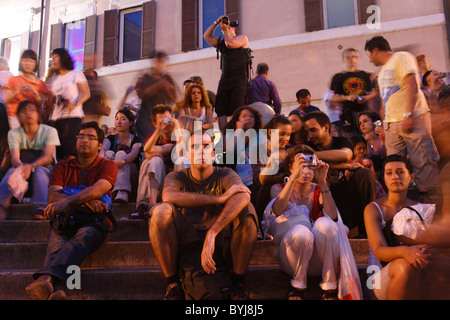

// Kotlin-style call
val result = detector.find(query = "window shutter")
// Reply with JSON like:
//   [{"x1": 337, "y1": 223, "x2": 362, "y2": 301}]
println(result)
[
  {"x1": 181, "y1": 0, "x2": 198, "y2": 52},
  {"x1": 142, "y1": 1, "x2": 156, "y2": 59},
  {"x1": 103, "y1": 9, "x2": 118, "y2": 66},
  {"x1": 50, "y1": 23, "x2": 63, "y2": 51},
  {"x1": 304, "y1": 0, "x2": 324, "y2": 32},
  {"x1": 225, "y1": 0, "x2": 240, "y2": 24},
  {"x1": 358, "y1": 0, "x2": 376, "y2": 24},
  {"x1": 84, "y1": 15, "x2": 97, "y2": 69}
]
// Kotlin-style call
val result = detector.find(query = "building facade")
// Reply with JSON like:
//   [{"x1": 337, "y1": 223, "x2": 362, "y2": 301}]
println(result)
[{"x1": 1, "y1": 0, "x2": 449, "y2": 126}]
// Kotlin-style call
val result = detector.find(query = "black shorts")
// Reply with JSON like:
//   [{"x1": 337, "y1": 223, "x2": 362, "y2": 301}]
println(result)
[
  {"x1": 150, "y1": 202, "x2": 258, "y2": 266},
  {"x1": 215, "y1": 76, "x2": 248, "y2": 117}
]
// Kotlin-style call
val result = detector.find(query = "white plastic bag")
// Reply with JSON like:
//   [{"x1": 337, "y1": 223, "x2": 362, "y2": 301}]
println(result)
[
  {"x1": 391, "y1": 204, "x2": 435, "y2": 240},
  {"x1": 8, "y1": 166, "x2": 29, "y2": 202}
]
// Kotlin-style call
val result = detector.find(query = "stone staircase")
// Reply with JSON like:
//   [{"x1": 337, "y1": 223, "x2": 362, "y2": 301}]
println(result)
[{"x1": 0, "y1": 203, "x2": 370, "y2": 300}]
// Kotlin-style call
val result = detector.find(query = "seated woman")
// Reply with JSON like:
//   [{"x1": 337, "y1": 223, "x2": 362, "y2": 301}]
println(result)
[
  {"x1": 364, "y1": 154, "x2": 450, "y2": 300},
  {"x1": 225, "y1": 105, "x2": 263, "y2": 189},
  {"x1": 358, "y1": 111, "x2": 386, "y2": 180},
  {"x1": 287, "y1": 109, "x2": 308, "y2": 148},
  {"x1": 177, "y1": 83, "x2": 213, "y2": 130},
  {"x1": 100, "y1": 108, "x2": 142, "y2": 204},
  {"x1": 263, "y1": 145, "x2": 343, "y2": 300}
]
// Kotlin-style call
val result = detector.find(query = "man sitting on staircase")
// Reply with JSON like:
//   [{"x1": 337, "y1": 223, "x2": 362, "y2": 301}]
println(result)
[
  {"x1": 148, "y1": 130, "x2": 258, "y2": 300},
  {"x1": 25, "y1": 121, "x2": 117, "y2": 300}
]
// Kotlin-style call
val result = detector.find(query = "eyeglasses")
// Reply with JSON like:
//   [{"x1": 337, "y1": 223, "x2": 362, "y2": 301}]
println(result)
[{"x1": 76, "y1": 134, "x2": 98, "y2": 141}]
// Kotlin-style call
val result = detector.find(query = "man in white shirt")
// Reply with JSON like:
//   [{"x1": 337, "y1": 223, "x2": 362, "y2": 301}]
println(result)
[{"x1": 365, "y1": 36, "x2": 440, "y2": 202}]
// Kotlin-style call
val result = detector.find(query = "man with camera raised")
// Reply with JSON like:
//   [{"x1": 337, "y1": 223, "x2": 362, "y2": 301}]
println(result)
[{"x1": 204, "y1": 16, "x2": 250, "y2": 134}]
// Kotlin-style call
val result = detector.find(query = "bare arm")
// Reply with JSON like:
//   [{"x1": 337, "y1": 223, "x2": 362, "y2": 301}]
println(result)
[
  {"x1": 203, "y1": 19, "x2": 221, "y2": 48},
  {"x1": 314, "y1": 148, "x2": 353, "y2": 164}
]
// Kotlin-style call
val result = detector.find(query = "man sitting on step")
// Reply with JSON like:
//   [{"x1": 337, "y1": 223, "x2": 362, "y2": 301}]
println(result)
[
  {"x1": 25, "y1": 121, "x2": 117, "y2": 300},
  {"x1": 148, "y1": 130, "x2": 258, "y2": 300}
]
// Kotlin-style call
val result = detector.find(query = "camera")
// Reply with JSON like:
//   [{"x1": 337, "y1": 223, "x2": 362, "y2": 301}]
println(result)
[
  {"x1": 221, "y1": 17, "x2": 239, "y2": 28},
  {"x1": 162, "y1": 117, "x2": 172, "y2": 125},
  {"x1": 374, "y1": 120, "x2": 382, "y2": 127},
  {"x1": 437, "y1": 72, "x2": 447, "y2": 79},
  {"x1": 305, "y1": 155, "x2": 317, "y2": 167}
]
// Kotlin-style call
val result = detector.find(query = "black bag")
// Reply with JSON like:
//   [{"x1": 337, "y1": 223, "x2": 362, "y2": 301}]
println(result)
[
  {"x1": 179, "y1": 243, "x2": 232, "y2": 300},
  {"x1": 52, "y1": 204, "x2": 117, "y2": 235}
]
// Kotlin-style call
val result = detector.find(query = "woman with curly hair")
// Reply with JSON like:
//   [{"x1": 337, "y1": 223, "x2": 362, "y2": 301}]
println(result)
[{"x1": 177, "y1": 83, "x2": 213, "y2": 130}]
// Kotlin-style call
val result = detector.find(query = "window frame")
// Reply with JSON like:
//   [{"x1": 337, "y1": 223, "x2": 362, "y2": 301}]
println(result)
[
  {"x1": 322, "y1": 0, "x2": 358, "y2": 29},
  {"x1": 118, "y1": 6, "x2": 143, "y2": 64},
  {"x1": 64, "y1": 19, "x2": 86, "y2": 71}
]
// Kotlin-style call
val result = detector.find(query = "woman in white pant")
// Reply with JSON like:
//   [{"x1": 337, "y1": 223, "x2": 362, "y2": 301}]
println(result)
[{"x1": 266, "y1": 145, "x2": 340, "y2": 300}]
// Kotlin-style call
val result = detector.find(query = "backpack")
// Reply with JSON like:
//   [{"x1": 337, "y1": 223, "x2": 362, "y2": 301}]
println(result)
[{"x1": 179, "y1": 242, "x2": 232, "y2": 300}]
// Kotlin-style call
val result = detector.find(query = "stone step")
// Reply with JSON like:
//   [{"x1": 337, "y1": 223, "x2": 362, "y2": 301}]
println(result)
[
  {"x1": 0, "y1": 219, "x2": 150, "y2": 242},
  {"x1": 2, "y1": 239, "x2": 328, "y2": 269},
  {"x1": 7, "y1": 203, "x2": 137, "y2": 220},
  {"x1": 0, "y1": 266, "x2": 369, "y2": 300}
]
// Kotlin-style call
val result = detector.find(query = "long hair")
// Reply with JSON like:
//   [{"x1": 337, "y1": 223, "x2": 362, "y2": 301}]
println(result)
[
  {"x1": 51, "y1": 48, "x2": 74, "y2": 70},
  {"x1": 225, "y1": 105, "x2": 263, "y2": 130},
  {"x1": 182, "y1": 84, "x2": 212, "y2": 109}
]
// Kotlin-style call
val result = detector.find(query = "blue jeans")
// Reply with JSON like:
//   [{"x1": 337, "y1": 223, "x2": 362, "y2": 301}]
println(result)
[
  {"x1": 34, "y1": 225, "x2": 106, "y2": 283},
  {"x1": 0, "y1": 166, "x2": 50, "y2": 211}
]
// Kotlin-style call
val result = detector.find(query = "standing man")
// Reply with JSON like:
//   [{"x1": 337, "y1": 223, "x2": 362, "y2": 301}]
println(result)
[
  {"x1": 329, "y1": 48, "x2": 377, "y2": 137},
  {"x1": 25, "y1": 122, "x2": 117, "y2": 300},
  {"x1": 247, "y1": 62, "x2": 282, "y2": 123},
  {"x1": 149, "y1": 131, "x2": 258, "y2": 300},
  {"x1": 365, "y1": 36, "x2": 440, "y2": 203},
  {"x1": 204, "y1": 16, "x2": 250, "y2": 134}
]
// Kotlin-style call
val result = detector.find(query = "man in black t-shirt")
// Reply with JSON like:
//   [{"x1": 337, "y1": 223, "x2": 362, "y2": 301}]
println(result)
[
  {"x1": 329, "y1": 48, "x2": 378, "y2": 137},
  {"x1": 304, "y1": 111, "x2": 376, "y2": 238},
  {"x1": 148, "y1": 132, "x2": 258, "y2": 300}
]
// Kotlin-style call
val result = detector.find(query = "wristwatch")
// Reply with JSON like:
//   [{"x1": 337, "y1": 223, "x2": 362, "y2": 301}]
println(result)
[{"x1": 403, "y1": 112, "x2": 412, "y2": 118}]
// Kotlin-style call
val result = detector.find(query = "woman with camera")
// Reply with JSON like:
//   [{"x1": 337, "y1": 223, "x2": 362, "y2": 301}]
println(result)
[
  {"x1": 358, "y1": 111, "x2": 386, "y2": 179},
  {"x1": 4, "y1": 50, "x2": 50, "y2": 129},
  {"x1": 262, "y1": 145, "x2": 348, "y2": 300}
]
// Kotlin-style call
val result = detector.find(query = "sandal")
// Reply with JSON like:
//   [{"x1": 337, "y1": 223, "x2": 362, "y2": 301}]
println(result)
[
  {"x1": 288, "y1": 286, "x2": 305, "y2": 300},
  {"x1": 322, "y1": 289, "x2": 338, "y2": 300}
]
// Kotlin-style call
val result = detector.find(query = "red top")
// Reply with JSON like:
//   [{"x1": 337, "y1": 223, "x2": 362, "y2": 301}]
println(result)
[{"x1": 49, "y1": 155, "x2": 117, "y2": 193}]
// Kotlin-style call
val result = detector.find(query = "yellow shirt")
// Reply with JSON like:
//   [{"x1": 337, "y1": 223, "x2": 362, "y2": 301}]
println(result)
[{"x1": 378, "y1": 52, "x2": 429, "y2": 123}]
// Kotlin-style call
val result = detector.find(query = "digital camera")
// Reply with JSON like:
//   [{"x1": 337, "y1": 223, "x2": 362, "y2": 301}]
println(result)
[
  {"x1": 305, "y1": 155, "x2": 317, "y2": 167},
  {"x1": 222, "y1": 17, "x2": 239, "y2": 28}
]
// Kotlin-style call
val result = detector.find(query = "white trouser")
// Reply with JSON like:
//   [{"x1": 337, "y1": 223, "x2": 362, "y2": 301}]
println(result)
[
  {"x1": 276, "y1": 216, "x2": 340, "y2": 290},
  {"x1": 136, "y1": 156, "x2": 166, "y2": 206}
]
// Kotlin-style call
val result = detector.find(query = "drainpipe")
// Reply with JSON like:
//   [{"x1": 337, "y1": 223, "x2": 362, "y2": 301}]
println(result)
[
  {"x1": 444, "y1": 0, "x2": 450, "y2": 62},
  {"x1": 37, "y1": 0, "x2": 44, "y2": 78}
]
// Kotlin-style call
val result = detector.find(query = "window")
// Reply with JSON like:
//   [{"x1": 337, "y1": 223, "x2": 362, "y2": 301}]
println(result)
[
  {"x1": 103, "y1": 1, "x2": 155, "y2": 66},
  {"x1": 304, "y1": 0, "x2": 375, "y2": 32},
  {"x1": 182, "y1": 0, "x2": 240, "y2": 52},
  {"x1": 324, "y1": 0, "x2": 356, "y2": 29},
  {"x1": 65, "y1": 21, "x2": 86, "y2": 71},
  {"x1": 1, "y1": 36, "x2": 21, "y2": 75},
  {"x1": 201, "y1": 0, "x2": 224, "y2": 48},
  {"x1": 120, "y1": 7, "x2": 142, "y2": 63}
]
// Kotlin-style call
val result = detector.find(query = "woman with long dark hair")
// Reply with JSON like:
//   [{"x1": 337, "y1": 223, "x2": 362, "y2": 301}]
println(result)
[
  {"x1": 48, "y1": 48, "x2": 90, "y2": 161},
  {"x1": 4, "y1": 50, "x2": 49, "y2": 129}
]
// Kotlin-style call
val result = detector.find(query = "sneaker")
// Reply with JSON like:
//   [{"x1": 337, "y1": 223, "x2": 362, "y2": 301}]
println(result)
[
  {"x1": 163, "y1": 282, "x2": 184, "y2": 300},
  {"x1": 129, "y1": 203, "x2": 150, "y2": 219},
  {"x1": 231, "y1": 283, "x2": 250, "y2": 300},
  {"x1": 114, "y1": 191, "x2": 129, "y2": 204}
]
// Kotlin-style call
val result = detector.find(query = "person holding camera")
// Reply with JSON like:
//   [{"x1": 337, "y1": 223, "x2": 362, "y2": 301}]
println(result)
[
  {"x1": 263, "y1": 145, "x2": 355, "y2": 300},
  {"x1": 204, "y1": 16, "x2": 250, "y2": 134}
]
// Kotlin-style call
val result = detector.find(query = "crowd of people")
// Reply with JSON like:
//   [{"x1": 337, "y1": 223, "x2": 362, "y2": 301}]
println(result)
[{"x1": 0, "y1": 19, "x2": 449, "y2": 301}]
